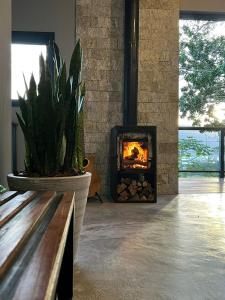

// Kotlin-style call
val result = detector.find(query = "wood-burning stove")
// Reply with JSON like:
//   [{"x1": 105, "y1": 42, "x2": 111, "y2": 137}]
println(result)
[
  {"x1": 110, "y1": 1, "x2": 157, "y2": 203},
  {"x1": 110, "y1": 126, "x2": 157, "y2": 203}
]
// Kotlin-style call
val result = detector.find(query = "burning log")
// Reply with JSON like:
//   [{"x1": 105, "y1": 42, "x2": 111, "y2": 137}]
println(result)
[{"x1": 123, "y1": 159, "x2": 147, "y2": 167}]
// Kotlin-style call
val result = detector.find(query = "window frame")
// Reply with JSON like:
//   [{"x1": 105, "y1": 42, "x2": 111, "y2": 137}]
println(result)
[
  {"x1": 180, "y1": 11, "x2": 225, "y2": 21},
  {"x1": 179, "y1": 11, "x2": 225, "y2": 178},
  {"x1": 11, "y1": 31, "x2": 55, "y2": 107}
]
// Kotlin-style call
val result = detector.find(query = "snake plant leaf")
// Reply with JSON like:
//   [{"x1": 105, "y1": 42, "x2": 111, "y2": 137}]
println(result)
[
  {"x1": 69, "y1": 39, "x2": 82, "y2": 90},
  {"x1": 16, "y1": 112, "x2": 32, "y2": 171},
  {"x1": 55, "y1": 62, "x2": 67, "y2": 167},
  {"x1": 78, "y1": 83, "x2": 85, "y2": 113},
  {"x1": 63, "y1": 92, "x2": 78, "y2": 170},
  {"x1": 53, "y1": 41, "x2": 62, "y2": 74},
  {"x1": 16, "y1": 112, "x2": 27, "y2": 134},
  {"x1": 18, "y1": 96, "x2": 29, "y2": 126},
  {"x1": 23, "y1": 74, "x2": 29, "y2": 97},
  {"x1": 28, "y1": 74, "x2": 37, "y2": 100},
  {"x1": 59, "y1": 62, "x2": 67, "y2": 100},
  {"x1": 77, "y1": 107, "x2": 85, "y2": 171},
  {"x1": 45, "y1": 60, "x2": 52, "y2": 84},
  {"x1": 39, "y1": 54, "x2": 46, "y2": 80}
]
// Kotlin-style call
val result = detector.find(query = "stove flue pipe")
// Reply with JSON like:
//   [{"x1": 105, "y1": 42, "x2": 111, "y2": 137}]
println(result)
[{"x1": 123, "y1": 0, "x2": 139, "y2": 126}]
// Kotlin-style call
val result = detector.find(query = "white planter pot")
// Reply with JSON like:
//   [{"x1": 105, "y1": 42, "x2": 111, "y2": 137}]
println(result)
[{"x1": 7, "y1": 172, "x2": 91, "y2": 260}]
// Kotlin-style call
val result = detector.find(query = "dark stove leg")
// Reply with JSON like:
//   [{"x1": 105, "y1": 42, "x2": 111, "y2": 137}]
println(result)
[{"x1": 95, "y1": 192, "x2": 103, "y2": 203}]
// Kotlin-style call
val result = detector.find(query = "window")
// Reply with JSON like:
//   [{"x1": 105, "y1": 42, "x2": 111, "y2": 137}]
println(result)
[
  {"x1": 11, "y1": 31, "x2": 54, "y2": 104},
  {"x1": 179, "y1": 12, "x2": 225, "y2": 127},
  {"x1": 179, "y1": 12, "x2": 225, "y2": 178}
]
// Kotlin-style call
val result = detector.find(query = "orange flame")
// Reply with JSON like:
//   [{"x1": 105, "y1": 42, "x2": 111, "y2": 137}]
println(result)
[{"x1": 122, "y1": 141, "x2": 148, "y2": 169}]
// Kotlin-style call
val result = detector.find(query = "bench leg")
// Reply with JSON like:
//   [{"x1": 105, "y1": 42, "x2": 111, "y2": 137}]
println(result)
[{"x1": 56, "y1": 211, "x2": 74, "y2": 300}]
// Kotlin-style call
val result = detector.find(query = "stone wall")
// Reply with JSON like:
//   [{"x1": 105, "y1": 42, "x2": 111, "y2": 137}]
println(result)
[
  {"x1": 76, "y1": 0, "x2": 124, "y2": 194},
  {"x1": 76, "y1": 0, "x2": 179, "y2": 196},
  {"x1": 138, "y1": 0, "x2": 179, "y2": 194}
]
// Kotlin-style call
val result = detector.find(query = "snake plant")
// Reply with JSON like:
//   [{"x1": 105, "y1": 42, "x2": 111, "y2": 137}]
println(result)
[{"x1": 16, "y1": 40, "x2": 85, "y2": 176}]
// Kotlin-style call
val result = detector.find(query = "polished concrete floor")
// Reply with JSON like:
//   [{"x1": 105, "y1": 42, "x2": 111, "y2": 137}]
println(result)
[
  {"x1": 74, "y1": 194, "x2": 225, "y2": 299},
  {"x1": 179, "y1": 178, "x2": 225, "y2": 194}
]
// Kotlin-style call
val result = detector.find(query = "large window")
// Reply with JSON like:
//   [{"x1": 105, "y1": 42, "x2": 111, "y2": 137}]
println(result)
[
  {"x1": 179, "y1": 14, "x2": 225, "y2": 127},
  {"x1": 11, "y1": 31, "x2": 54, "y2": 103},
  {"x1": 179, "y1": 13, "x2": 225, "y2": 178}
]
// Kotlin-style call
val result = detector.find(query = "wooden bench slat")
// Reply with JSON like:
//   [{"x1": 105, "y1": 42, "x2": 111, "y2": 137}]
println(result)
[
  {"x1": 0, "y1": 191, "x2": 37, "y2": 228},
  {"x1": 12, "y1": 192, "x2": 75, "y2": 300},
  {"x1": 0, "y1": 191, "x2": 56, "y2": 278},
  {"x1": 0, "y1": 191, "x2": 20, "y2": 206}
]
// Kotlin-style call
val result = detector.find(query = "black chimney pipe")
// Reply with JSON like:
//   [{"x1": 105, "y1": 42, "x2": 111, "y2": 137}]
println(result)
[{"x1": 123, "y1": 0, "x2": 139, "y2": 126}]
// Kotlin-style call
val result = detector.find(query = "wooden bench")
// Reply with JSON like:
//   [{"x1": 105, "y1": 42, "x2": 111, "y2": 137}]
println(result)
[{"x1": 0, "y1": 191, "x2": 75, "y2": 300}]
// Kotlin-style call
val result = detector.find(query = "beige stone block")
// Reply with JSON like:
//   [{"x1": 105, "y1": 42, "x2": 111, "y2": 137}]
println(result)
[
  {"x1": 158, "y1": 153, "x2": 178, "y2": 164},
  {"x1": 138, "y1": 91, "x2": 171, "y2": 103},
  {"x1": 89, "y1": 17, "x2": 120, "y2": 32},
  {"x1": 158, "y1": 143, "x2": 177, "y2": 154},
  {"x1": 140, "y1": 0, "x2": 178, "y2": 10},
  {"x1": 158, "y1": 173, "x2": 169, "y2": 185},
  {"x1": 85, "y1": 121, "x2": 111, "y2": 133},
  {"x1": 85, "y1": 143, "x2": 97, "y2": 154}
]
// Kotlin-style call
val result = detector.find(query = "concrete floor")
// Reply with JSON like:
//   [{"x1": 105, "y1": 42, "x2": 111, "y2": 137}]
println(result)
[
  {"x1": 179, "y1": 178, "x2": 225, "y2": 194},
  {"x1": 74, "y1": 194, "x2": 225, "y2": 300}
]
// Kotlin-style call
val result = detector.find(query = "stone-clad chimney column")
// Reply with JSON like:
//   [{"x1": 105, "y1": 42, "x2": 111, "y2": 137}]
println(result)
[
  {"x1": 138, "y1": 0, "x2": 179, "y2": 194},
  {"x1": 0, "y1": 0, "x2": 12, "y2": 186}
]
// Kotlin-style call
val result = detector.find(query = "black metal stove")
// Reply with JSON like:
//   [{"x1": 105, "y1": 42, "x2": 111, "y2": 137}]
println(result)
[{"x1": 110, "y1": 126, "x2": 157, "y2": 203}]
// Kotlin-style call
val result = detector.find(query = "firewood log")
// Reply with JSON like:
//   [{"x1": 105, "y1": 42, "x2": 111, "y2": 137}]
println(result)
[
  {"x1": 131, "y1": 180, "x2": 137, "y2": 186},
  {"x1": 128, "y1": 185, "x2": 137, "y2": 196},
  {"x1": 140, "y1": 195, "x2": 148, "y2": 201},
  {"x1": 118, "y1": 195, "x2": 126, "y2": 202},
  {"x1": 121, "y1": 178, "x2": 131, "y2": 185},
  {"x1": 117, "y1": 183, "x2": 127, "y2": 194},
  {"x1": 120, "y1": 190, "x2": 129, "y2": 200},
  {"x1": 129, "y1": 194, "x2": 140, "y2": 202},
  {"x1": 143, "y1": 181, "x2": 148, "y2": 187}
]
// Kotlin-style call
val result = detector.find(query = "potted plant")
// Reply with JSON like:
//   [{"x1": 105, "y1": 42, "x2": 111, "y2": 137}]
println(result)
[{"x1": 7, "y1": 40, "x2": 91, "y2": 259}]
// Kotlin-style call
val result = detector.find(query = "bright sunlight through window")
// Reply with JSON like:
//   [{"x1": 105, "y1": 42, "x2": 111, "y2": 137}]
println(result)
[
  {"x1": 11, "y1": 44, "x2": 47, "y2": 99},
  {"x1": 179, "y1": 20, "x2": 225, "y2": 127}
]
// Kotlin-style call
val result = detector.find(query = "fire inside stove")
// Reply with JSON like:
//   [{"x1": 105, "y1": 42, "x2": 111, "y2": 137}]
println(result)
[{"x1": 122, "y1": 140, "x2": 148, "y2": 169}]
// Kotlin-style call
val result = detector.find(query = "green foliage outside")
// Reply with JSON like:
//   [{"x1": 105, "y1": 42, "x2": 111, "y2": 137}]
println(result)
[
  {"x1": 180, "y1": 21, "x2": 225, "y2": 126},
  {"x1": 16, "y1": 41, "x2": 85, "y2": 177},
  {"x1": 179, "y1": 136, "x2": 219, "y2": 175}
]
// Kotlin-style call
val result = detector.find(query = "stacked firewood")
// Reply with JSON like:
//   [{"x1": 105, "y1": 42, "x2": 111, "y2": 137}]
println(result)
[{"x1": 117, "y1": 177, "x2": 154, "y2": 202}]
